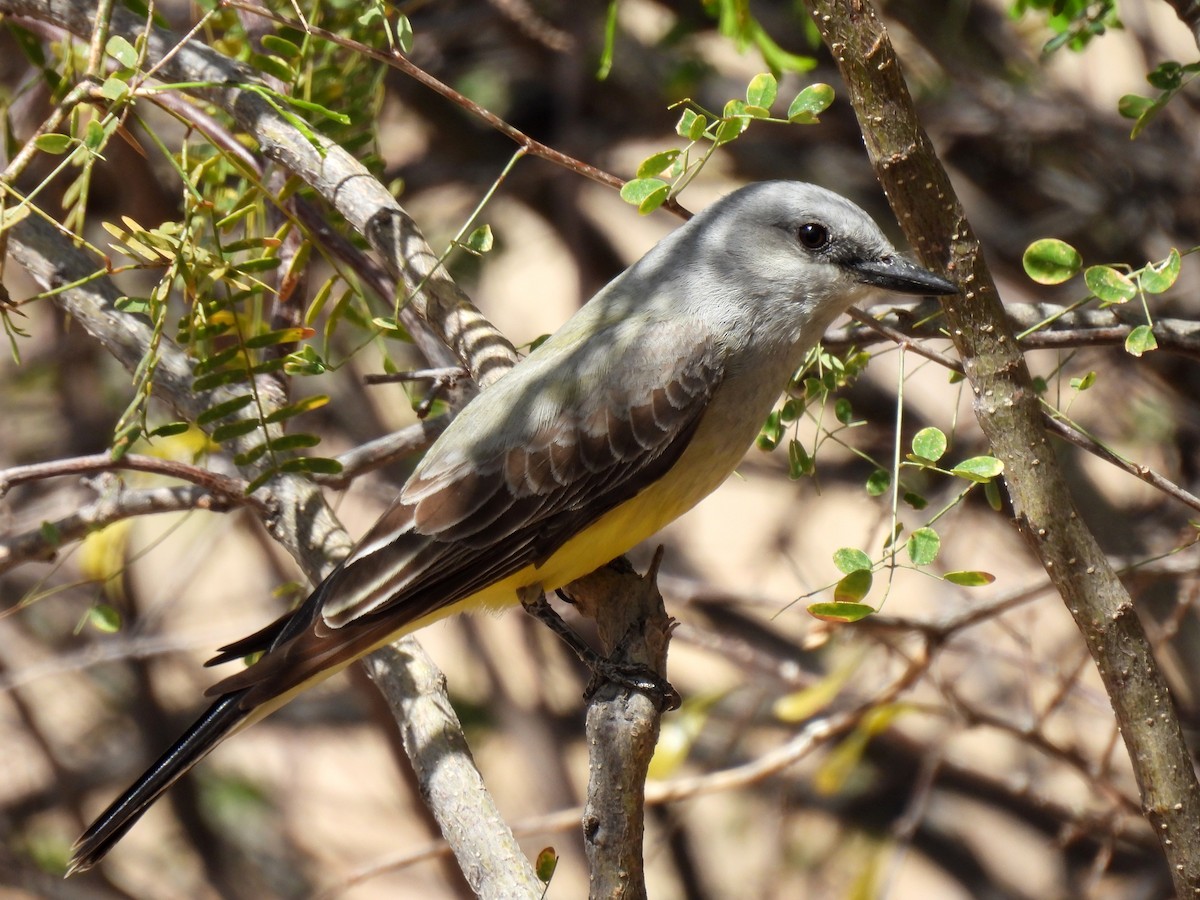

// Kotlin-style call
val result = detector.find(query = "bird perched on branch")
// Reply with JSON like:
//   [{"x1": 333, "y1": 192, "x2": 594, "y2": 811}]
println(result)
[{"x1": 69, "y1": 181, "x2": 955, "y2": 873}]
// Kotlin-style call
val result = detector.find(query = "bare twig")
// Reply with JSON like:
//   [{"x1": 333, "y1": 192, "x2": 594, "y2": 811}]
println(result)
[
  {"x1": 0, "y1": 482, "x2": 248, "y2": 575},
  {"x1": 0, "y1": 452, "x2": 256, "y2": 501}
]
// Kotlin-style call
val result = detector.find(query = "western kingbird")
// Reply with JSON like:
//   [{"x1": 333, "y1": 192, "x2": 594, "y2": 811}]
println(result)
[{"x1": 68, "y1": 181, "x2": 955, "y2": 873}]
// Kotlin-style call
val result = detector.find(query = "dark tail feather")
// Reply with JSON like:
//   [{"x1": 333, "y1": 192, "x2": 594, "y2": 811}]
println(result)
[{"x1": 67, "y1": 690, "x2": 252, "y2": 875}]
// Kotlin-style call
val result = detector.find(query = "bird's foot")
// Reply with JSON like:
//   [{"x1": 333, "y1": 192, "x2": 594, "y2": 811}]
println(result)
[
  {"x1": 518, "y1": 585, "x2": 678, "y2": 712},
  {"x1": 583, "y1": 661, "x2": 681, "y2": 712}
]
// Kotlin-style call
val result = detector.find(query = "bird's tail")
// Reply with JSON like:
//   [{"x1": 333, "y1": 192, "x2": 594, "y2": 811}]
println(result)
[{"x1": 67, "y1": 690, "x2": 252, "y2": 875}]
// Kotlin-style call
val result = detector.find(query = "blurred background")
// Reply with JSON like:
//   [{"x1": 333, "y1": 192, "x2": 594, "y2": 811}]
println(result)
[{"x1": 3, "y1": 0, "x2": 1200, "y2": 897}]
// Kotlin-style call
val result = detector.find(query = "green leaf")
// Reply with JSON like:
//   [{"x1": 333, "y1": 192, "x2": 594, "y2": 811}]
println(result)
[
  {"x1": 745, "y1": 72, "x2": 777, "y2": 109},
  {"x1": 251, "y1": 53, "x2": 295, "y2": 83},
  {"x1": 192, "y1": 345, "x2": 242, "y2": 377},
  {"x1": 278, "y1": 456, "x2": 344, "y2": 475},
  {"x1": 951, "y1": 455, "x2": 1005, "y2": 482},
  {"x1": 808, "y1": 599, "x2": 874, "y2": 623},
  {"x1": 1125, "y1": 324, "x2": 1158, "y2": 357},
  {"x1": 675, "y1": 108, "x2": 707, "y2": 141},
  {"x1": 114, "y1": 295, "x2": 150, "y2": 315},
  {"x1": 87, "y1": 117, "x2": 113, "y2": 153},
  {"x1": 865, "y1": 469, "x2": 890, "y2": 496},
  {"x1": 260, "y1": 34, "x2": 302, "y2": 59},
  {"x1": 911, "y1": 426, "x2": 947, "y2": 462},
  {"x1": 197, "y1": 395, "x2": 255, "y2": 426},
  {"x1": 833, "y1": 569, "x2": 873, "y2": 603},
  {"x1": 1022, "y1": 238, "x2": 1082, "y2": 285},
  {"x1": 101, "y1": 76, "x2": 129, "y2": 102},
  {"x1": 87, "y1": 603, "x2": 123, "y2": 633},
  {"x1": 211, "y1": 419, "x2": 262, "y2": 443},
  {"x1": 1083, "y1": 265, "x2": 1136, "y2": 304},
  {"x1": 943, "y1": 570, "x2": 996, "y2": 586},
  {"x1": 1147, "y1": 61, "x2": 1183, "y2": 90},
  {"x1": 906, "y1": 527, "x2": 941, "y2": 566},
  {"x1": 1139, "y1": 249, "x2": 1181, "y2": 294},
  {"x1": 266, "y1": 433, "x2": 321, "y2": 453},
  {"x1": 756, "y1": 409, "x2": 783, "y2": 451},
  {"x1": 106, "y1": 34, "x2": 138, "y2": 67},
  {"x1": 33, "y1": 133, "x2": 73, "y2": 155},
  {"x1": 984, "y1": 478, "x2": 1003, "y2": 511},
  {"x1": 263, "y1": 394, "x2": 330, "y2": 425},
  {"x1": 396, "y1": 14, "x2": 414, "y2": 54},
  {"x1": 636, "y1": 149, "x2": 681, "y2": 179},
  {"x1": 370, "y1": 316, "x2": 413, "y2": 341},
  {"x1": 619, "y1": 177, "x2": 670, "y2": 214},
  {"x1": 779, "y1": 397, "x2": 801, "y2": 423},
  {"x1": 147, "y1": 421, "x2": 189, "y2": 438},
  {"x1": 833, "y1": 547, "x2": 872, "y2": 574},
  {"x1": 464, "y1": 224, "x2": 494, "y2": 254},
  {"x1": 713, "y1": 116, "x2": 747, "y2": 146},
  {"x1": 1069, "y1": 371, "x2": 1096, "y2": 392},
  {"x1": 787, "y1": 83, "x2": 834, "y2": 123},
  {"x1": 40, "y1": 520, "x2": 62, "y2": 547},
  {"x1": 903, "y1": 491, "x2": 928, "y2": 510},
  {"x1": 535, "y1": 847, "x2": 559, "y2": 884},
  {"x1": 244, "y1": 326, "x2": 315, "y2": 349},
  {"x1": 597, "y1": 0, "x2": 617, "y2": 79},
  {"x1": 833, "y1": 397, "x2": 853, "y2": 425},
  {"x1": 1117, "y1": 93, "x2": 1156, "y2": 120},
  {"x1": 787, "y1": 439, "x2": 813, "y2": 479},
  {"x1": 192, "y1": 368, "x2": 251, "y2": 392}
]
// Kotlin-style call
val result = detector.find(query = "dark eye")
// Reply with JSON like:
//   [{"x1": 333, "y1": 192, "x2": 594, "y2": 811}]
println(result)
[{"x1": 797, "y1": 222, "x2": 830, "y2": 250}]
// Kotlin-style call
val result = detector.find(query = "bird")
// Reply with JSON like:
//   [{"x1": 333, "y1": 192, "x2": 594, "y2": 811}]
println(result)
[{"x1": 67, "y1": 180, "x2": 956, "y2": 873}]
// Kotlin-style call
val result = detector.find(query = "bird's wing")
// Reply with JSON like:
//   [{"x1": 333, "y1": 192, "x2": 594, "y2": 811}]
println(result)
[{"x1": 209, "y1": 324, "x2": 724, "y2": 705}]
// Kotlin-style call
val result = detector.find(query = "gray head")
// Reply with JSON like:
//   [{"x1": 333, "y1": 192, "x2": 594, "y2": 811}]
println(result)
[{"x1": 673, "y1": 181, "x2": 956, "y2": 309}]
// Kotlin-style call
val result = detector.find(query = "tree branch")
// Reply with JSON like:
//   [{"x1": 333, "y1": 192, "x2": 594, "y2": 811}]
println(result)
[{"x1": 804, "y1": 0, "x2": 1200, "y2": 891}]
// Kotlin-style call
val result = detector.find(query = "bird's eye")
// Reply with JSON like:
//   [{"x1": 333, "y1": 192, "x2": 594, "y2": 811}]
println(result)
[{"x1": 797, "y1": 222, "x2": 830, "y2": 250}]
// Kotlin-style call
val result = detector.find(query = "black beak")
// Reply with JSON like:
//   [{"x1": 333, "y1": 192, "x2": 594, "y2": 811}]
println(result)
[{"x1": 850, "y1": 256, "x2": 957, "y2": 296}]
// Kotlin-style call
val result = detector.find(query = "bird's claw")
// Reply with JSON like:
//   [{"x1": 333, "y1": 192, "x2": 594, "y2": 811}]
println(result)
[{"x1": 583, "y1": 661, "x2": 681, "y2": 712}]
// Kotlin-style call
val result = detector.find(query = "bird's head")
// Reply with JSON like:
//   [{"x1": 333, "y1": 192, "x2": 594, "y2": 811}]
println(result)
[{"x1": 690, "y1": 181, "x2": 957, "y2": 314}]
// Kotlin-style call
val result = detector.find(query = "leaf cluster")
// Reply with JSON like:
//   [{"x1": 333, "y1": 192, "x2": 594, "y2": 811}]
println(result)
[{"x1": 621, "y1": 73, "x2": 833, "y2": 214}]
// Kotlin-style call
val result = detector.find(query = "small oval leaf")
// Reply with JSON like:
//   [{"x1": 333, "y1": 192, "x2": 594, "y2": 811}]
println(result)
[
  {"x1": 808, "y1": 600, "x2": 875, "y2": 623},
  {"x1": 906, "y1": 527, "x2": 941, "y2": 566},
  {"x1": 1084, "y1": 265, "x2": 1136, "y2": 304},
  {"x1": 1125, "y1": 324, "x2": 1158, "y2": 357},
  {"x1": 833, "y1": 547, "x2": 873, "y2": 574},
  {"x1": 34, "y1": 133, "x2": 74, "y2": 155},
  {"x1": 944, "y1": 570, "x2": 997, "y2": 586},
  {"x1": 865, "y1": 469, "x2": 890, "y2": 497},
  {"x1": 619, "y1": 177, "x2": 670, "y2": 214},
  {"x1": 951, "y1": 456, "x2": 1005, "y2": 482},
  {"x1": 1139, "y1": 249, "x2": 1181, "y2": 294},
  {"x1": 746, "y1": 72, "x2": 778, "y2": 109},
  {"x1": 787, "y1": 83, "x2": 835, "y2": 123},
  {"x1": 834, "y1": 570, "x2": 873, "y2": 603},
  {"x1": 87, "y1": 604, "x2": 123, "y2": 633},
  {"x1": 911, "y1": 426, "x2": 947, "y2": 462},
  {"x1": 1022, "y1": 238, "x2": 1082, "y2": 285},
  {"x1": 636, "y1": 149, "x2": 681, "y2": 179}
]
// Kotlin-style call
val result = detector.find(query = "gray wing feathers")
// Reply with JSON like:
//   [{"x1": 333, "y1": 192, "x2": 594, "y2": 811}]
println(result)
[{"x1": 209, "y1": 320, "x2": 722, "y2": 700}]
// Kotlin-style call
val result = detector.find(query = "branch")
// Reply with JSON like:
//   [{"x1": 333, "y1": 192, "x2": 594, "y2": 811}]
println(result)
[
  {"x1": 804, "y1": 0, "x2": 1200, "y2": 891},
  {"x1": 0, "y1": 481, "x2": 248, "y2": 576},
  {"x1": 567, "y1": 556, "x2": 673, "y2": 900},
  {"x1": 359, "y1": 642, "x2": 543, "y2": 896},
  {"x1": 0, "y1": 453, "x2": 257, "y2": 501},
  {"x1": 826, "y1": 298, "x2": 1200, "y2": 361}
]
